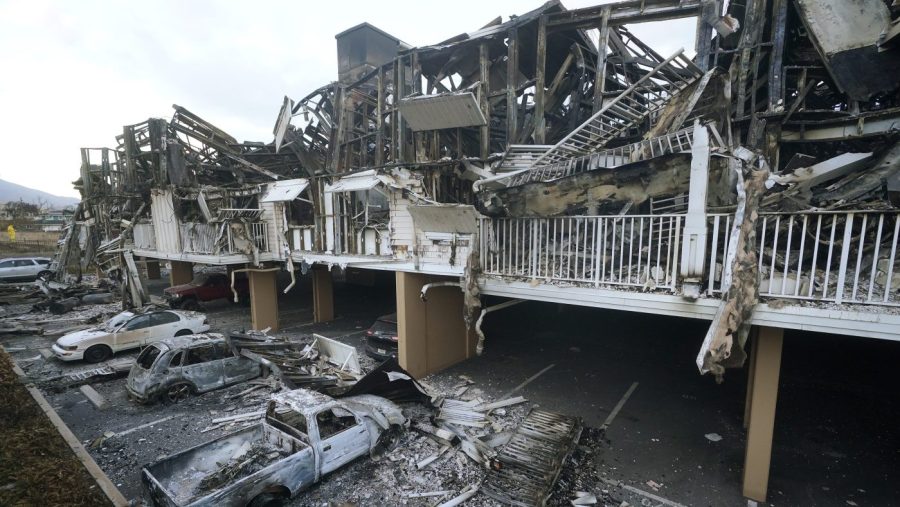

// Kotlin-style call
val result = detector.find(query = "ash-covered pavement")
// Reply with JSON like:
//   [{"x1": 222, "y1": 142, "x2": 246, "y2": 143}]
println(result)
[{"x1": 3, "y1": 273, "x2": 899, "y2": 507}]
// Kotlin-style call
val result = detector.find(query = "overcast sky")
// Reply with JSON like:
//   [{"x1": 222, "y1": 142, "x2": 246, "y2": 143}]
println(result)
[{"x1": 0, "y1": 0, "x2": 695, "y2": 198}]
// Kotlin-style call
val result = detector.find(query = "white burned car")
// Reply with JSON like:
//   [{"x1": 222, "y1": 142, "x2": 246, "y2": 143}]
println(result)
[
  {"x1": 142, "y1": 389, "x2": 406, "y2": 506},
  {"x1": 51, "y1": 310, "x2": 210, "y2": 363}
]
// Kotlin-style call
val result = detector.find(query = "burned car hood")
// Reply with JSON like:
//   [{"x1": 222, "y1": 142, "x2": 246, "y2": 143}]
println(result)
[
  {"x1": 57, "y1": 328, "x2": 110, "y2": 347},
  {"x1": 164, "y1": 283, "x2": 197, "y2": 295}
]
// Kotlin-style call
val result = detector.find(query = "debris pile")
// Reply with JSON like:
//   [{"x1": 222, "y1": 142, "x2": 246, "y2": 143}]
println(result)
[
  {"x1": 482, "y1": 408, "x2": 584, "y2": 506},
  {"x1": 0, "y1": 301, "x2": 121, "y2": 337},
  {"x1": 228, "y1": 330, "x2": 362, "y2": 393},
  {"x1": 195, "y1": 441, "x2": 290, "y2": 494}
]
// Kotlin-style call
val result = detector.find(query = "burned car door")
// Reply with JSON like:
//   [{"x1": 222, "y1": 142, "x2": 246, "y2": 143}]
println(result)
[
  {"x1": 314, "y1": 406, "x2": 369, "y2": 474},
  {"x1": 162, "y1": 350, "x2": 185, "y2": 379},
  {"x1": 115, "y1": 314, "x2": 153, "y2": 350},
  {"x1": 197, "y1": 274, "x2": 226, "y2": 300},
  {"x1": 181, "y1": 343, "x2": 226, "y2": 392},
  {"x1": 219, "y1": 342, "x2": 260, "y2": 385}
]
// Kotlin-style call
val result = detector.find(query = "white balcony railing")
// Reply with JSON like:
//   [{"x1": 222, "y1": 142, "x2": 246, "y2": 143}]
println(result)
[
  {"x1": 479, "y1": 215, "x2": 683, "y2": 290},
  {"x1": 713, "y1": 211, "x2": 900, "y2": 306},
  {"x1": 480, "y1": 210, "x2": 900, "y2": 308}
]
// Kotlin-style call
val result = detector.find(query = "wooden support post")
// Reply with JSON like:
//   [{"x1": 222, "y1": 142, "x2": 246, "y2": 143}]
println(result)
[
  {"x1": 506, "y1": 27, "x2": 519, "y2": 145},
  {"x1": 329, "y1": 85, "x2": 345, "y2": 172},
  {"x1": 397, "y1": 56, "x2": 409, "y2": 163},
  {"x1": 534, "y1": 15, "x2": 548, "y2": 144},
  {"x1": 592, "y1": 7, "x2": 611, "y2": 113},
  {"x1": 768, "y1": 0, "x2": 787, "y2": 110},
  {"x1": 312, "y1": 265, "x2": 334, "y2": 323},
  {"x1": 742, "y1": 325, "x2": 784, "y2": 502},
  {"x1": 169, "y1": 261, "x2": 193, "y2": 286},
  {"x1": 145, "y1": 259, "x2": 161, "y2": 280},
  {"x1": 695, "y1": 0, "x2": 717, "y2": 72},
  {"x1": 375, "y1": 67, "x2": 385, "y2": 166},
  {"x1": 396, "y1": 272, "x2": 475, "y2": 379},
  {"x1": 249, "y1": 268, "x2": 279, "y2": 332},
  {"x1": 743, "y1": 327, "x2": 759, "y2": 429},
  {"x1": 479, "y1": 42, "x2": 491, "y2": 159}
]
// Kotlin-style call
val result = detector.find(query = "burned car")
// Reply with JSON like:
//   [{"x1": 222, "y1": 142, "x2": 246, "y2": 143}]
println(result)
[
  {"x1": 142, "y1": 389, "x2": 406, "y2": 507},
  {"x1": 127, "y1": 333, "x2": 260, "y2": 403},
  {"x1": 364, "y1": 313, "x2": 398, "y2": 361},
  {"x1": 164, "y1": 272, "x2": 250, "y2": 310}
]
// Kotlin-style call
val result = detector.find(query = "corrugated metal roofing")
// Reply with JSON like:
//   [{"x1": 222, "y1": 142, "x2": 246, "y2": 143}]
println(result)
[
  {"x1": 261, "y1": 178, "x2": 309, "y2": 202},
  {"x1": 399, "y1": 92, "x2": 486, "y2": 131}
]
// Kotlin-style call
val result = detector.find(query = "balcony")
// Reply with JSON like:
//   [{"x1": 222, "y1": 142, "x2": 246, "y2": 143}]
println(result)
[
  {"x1": 179, "y1": 222, "x2": 269, "y2": 255},
  {"x1": 479, "y1": 210, "x2": 900, "y2": 309},
  {"x1": 130, "y1": 220, "x2": 271, "y2": 264}
]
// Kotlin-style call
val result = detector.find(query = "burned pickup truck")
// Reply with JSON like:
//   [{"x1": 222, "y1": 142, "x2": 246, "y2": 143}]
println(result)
[{"x1": 142, "y1": 389, "x2": 406, "y2": 507}]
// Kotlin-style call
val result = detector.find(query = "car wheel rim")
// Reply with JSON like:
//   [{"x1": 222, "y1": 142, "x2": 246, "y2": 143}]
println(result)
[{"x1": 168, "y1": 385, "x2": 189, "y2": 402}]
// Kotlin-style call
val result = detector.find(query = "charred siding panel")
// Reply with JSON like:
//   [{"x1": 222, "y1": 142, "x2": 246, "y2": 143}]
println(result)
[
  {"x1": 151, "y1": 188, "x2": 181, "y2": 253},
  {"x1": 260, "y1": 201, "x2": 281, "y2": 258},
  {"x1": 389, "y1": 194, "x2": 415, "y2": 259}
]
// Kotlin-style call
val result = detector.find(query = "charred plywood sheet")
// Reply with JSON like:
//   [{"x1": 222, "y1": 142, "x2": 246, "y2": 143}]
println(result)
[
  {"x1": 273, "y1": 95, "x2": 294, "y2": 153},
  {"x1": 407, "y1": 205, "x2": 479, "y2": 234},
  {"x1": 399, "y1": 92, "x2": 486, "y2": 131},
  {"x1": 260, "y1": 178, "x2": 309, "y2": 202},
  {"x1": 795, "y1": 0, "x2": 900, "y2": 100}
]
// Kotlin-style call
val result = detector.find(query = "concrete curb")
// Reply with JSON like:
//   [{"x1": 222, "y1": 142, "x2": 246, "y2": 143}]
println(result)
[{"x1": 3, "y1": 346, "x2": 130, "y2": 507}]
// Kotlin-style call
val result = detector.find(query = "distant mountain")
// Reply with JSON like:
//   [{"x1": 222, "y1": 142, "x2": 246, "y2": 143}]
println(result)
[{"x1": 0, "y1": 179, "x2": 80, "y2": 208}]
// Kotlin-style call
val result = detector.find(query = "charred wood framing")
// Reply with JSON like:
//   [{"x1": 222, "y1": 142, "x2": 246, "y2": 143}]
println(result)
[{"x1": 68, "y1": 0, "x2": 900, "y2": 380}]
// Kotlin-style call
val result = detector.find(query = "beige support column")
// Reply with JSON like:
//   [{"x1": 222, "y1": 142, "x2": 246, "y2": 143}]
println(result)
[
  {"x1": 396, "y1": 272, "x2": 475, "y2": 379},
  {"x1": 169, "y1": 261, "x2": 193, "y2": 286},
  {"x1": 249, "y1": 269, "x2": 279, "y2": 332},
  {"x1": 312, "y1": 265, "x2": 334, "y2": 323},
  {"x1": 742, "y1": 326, "x2": 784, "y2": 502},
  {"x1": 145, "y1": 259, "x2": 161, "y2": 280},
  {"x1": 743, "y1": 327, "x2": 759, "y2": 430}
]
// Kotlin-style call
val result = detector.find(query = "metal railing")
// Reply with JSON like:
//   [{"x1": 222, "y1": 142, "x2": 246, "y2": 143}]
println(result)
[
  {"x1": 481, "y1": 211, "x2": 900, "y2": 308},
  {"x1": 479, "y1": 215, "x2": 683, "y2": 290},
  {"x1": 248, "y1": 222, "x2": 269, "y2": 252},
  {"x1": 747, "y1": 211, "x2": 899, "y2": 306}
]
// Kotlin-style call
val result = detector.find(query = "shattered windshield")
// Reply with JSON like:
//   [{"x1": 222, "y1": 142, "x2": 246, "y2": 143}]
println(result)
[
  {"x1": 136, "y1": 345, "x2": 162, "y2": 370},
  {"x1": 102, "y1": 312, "x2": 135, "y2": 332}
]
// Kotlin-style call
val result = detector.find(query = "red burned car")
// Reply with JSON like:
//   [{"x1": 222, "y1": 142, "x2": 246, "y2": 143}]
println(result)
[{"x1": 164, "y1": 272, "x2": 249, "y2": 310}]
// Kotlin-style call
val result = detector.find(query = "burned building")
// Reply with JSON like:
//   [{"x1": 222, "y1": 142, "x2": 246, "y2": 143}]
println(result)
[{"x1": 63, "y1": 0, "x2": 900, "y2": 503}]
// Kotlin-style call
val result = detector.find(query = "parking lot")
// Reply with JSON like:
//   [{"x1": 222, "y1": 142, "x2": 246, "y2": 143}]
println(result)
[{"x1": 4, "y1": 272, "x2": 899, "y2": 506}]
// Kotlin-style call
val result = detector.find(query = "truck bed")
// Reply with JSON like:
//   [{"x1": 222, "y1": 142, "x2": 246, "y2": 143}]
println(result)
[{"x1": 144, "y1": 423, "x2": 307, "y2": 506}]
